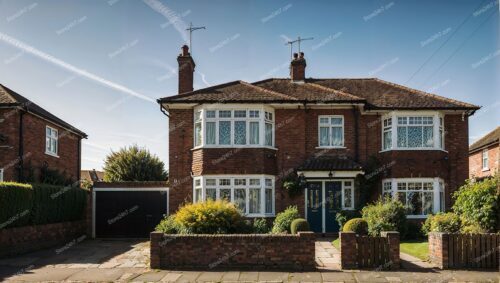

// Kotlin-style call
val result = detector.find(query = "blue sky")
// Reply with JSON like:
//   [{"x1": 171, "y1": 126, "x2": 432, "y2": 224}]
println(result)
[{"x1": 0, "y1": 0, "x2": 498, "y2": 170}]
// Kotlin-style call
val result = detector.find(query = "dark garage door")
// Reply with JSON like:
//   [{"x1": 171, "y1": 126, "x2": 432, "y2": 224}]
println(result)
[{"x1": 95, "y1": 190, "x2": 168, "y2": 238}]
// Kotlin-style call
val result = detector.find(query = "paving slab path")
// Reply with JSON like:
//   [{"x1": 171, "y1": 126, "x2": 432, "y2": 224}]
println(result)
[{"x1": 1, "y1": 239, "x2": 499, "y2": 282}]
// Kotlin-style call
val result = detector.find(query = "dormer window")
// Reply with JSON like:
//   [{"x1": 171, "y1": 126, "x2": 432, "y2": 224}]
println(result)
[
  {"x1": 193, "y1": 106, "x2": 275, "y2": 148},
  {"x1": 382, "y1": 112, "x2": 444, "y2": 151}
]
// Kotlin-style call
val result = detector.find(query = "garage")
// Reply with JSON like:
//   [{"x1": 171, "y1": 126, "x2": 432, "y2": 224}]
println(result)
[{"x1": 93, "y1": 187, "x2": 168, "y2": 238}]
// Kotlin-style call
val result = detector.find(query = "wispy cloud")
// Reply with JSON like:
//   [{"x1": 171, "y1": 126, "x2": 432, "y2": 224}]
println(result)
[
  {"x1": 0, "y1": 32, "x2": 155, "y2": 103},
  {"x1": 142, "y1": 0, "x2": 188, "y2": 42}
]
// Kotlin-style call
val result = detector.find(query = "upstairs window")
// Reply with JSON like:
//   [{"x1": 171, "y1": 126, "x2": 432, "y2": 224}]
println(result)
[
  {"x1": 482, "y1": 149, "x2": 489, "y2": 170},
  {"x1": 382, "y1": 112, "x2": 444, "y2": 151},
  {"x1": 45, "y1": 126, "x2": 58, "y2": 156},
  {"x1": 318, "y1": 115, "x2": 344, "y2": 147},
  {"x1": 194, "y1": 107, "x2": 274, "y2": 148}
]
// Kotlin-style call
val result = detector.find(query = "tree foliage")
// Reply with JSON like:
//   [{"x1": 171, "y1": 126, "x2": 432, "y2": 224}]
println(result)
[{"x1": 103, "y1": 145, "x2": 167, "y2": 182}]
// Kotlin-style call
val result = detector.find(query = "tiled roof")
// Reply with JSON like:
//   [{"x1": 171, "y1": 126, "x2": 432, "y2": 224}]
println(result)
[
  {"x1": 297, "y1": 156, "x2": 363, "y2": 171},
  {"x1": 159, "y1": 78, "x2": 479, "y2": 111},
  {"x1": 0, "y1": 84, "x2": 87, "y2": 138},
  {"x1": 469, "y1": 126, "x2": 500, "y2": 153}
]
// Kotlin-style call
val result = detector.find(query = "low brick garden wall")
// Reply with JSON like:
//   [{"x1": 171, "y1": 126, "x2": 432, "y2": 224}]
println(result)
[
  {"x1": 0, "y1": 220, "x2": 87, "y2": 258},
  {"x1": 150, "y1": 231, "x2": 316, "y2": 270},
  {"x1": 429, "y1": 232, "x2": 500, "y2": 269},
  {"x1": 340, "y1": 231, "x2": 400, "y2": 270}
]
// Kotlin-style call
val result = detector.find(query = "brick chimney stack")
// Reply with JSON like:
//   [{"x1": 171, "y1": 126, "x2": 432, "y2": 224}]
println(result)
[
  {"x1": 290, "y1": 52, "x2": 306, "y2": 82},
  {"x1": 177, "y1": 45, "x2": 195, "y2": 94}
]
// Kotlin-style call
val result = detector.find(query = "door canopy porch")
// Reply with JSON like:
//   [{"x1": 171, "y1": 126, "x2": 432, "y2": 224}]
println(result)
[{"x1": 297, "y1": 156, "x2": 364, "y2": 178}]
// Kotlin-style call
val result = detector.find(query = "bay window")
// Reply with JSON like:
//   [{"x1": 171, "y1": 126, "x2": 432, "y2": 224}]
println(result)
[
  {"x1": 318, "y1": 115, "x2": 344, "y2": 147},
  {"x1": 382, "y1": 178, "x2": 445, "y2": 218},
  {"x1": 193, "y1": 175, "x2": 275, "y2": 216},
  {"x1": 382, "y1": 112, "x2": 445, "y2": 151},
  {"x1": 194, "y1": 106, "x2": 274, "y2": 148}
]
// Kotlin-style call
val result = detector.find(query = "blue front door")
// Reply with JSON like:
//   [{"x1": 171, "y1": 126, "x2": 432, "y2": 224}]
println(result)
[
  {"x1": 306, "y1": 182, "x2": 322, "y2": 233},
  {"x1": 325, "y1": 181, "x2": 342, "y2": 233}
]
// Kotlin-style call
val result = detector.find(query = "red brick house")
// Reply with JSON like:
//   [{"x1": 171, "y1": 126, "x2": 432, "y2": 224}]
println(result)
[
  {"x1": 469, "y1": 126, "x2": 499, "y2": 179},
  {"x1": 158, "y1": 45, "x2": 479, "y2": 233},
  {"x1": 0, "y1": 84, "x2": 87, "y2": 183}
]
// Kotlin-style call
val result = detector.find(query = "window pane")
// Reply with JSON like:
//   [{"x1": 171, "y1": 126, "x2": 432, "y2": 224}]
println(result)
[
  {"x1": 344, "y1": 188, "x2": 352, "y2": 208},
  {"x1": 265, "y1": 179, "x2": 272, "y2": 187},
  {"x1": 331, "y1": 127, "x2": 343, "y2": 146},
  {"x1": 194, "y1": 122, "x2": 202, "y2": 146},
  {"x1": 423, "y1": 126, "x2": 434, "y2": 147},
  {"x1": 250, "y1": 179, "x2": 260, "y2": 186},
  {"x1": 206, "y1": 122, "x2": 216, "y2": 145},
  {"x1": 249, "y1": 188, "x2": 261, "y2": 214},
  {"x1": 219, "y1": 121, "x2": 231, "y2": 145},
  {"x1": 265, "y1": 188, "x2": 273, "y2": 214},
  {"x1": 219, "y1": 179, "x2": 230, "y2": 186},
  {"x1": 206, "y1": 110, "x2": 216, "y2": 118},
  {"x1": 383, "y1": 130, "x2": 392, "y2": 149},
  {"x1": 249, "y1": 122, "x2": 259, "y2": 144},
  {"x1": 408, "y1": 126, "x2": 423, "y2": 147},
  {"x1": 194, "y1": 188, "x2": 202, "y2": 203},
  {"x1": 319, "y1": 127, "x2": 330, "y2": 146},
  {"x1": 234, "y1": 110, "x2": 246, "y2": 118},
  {"x1": 234, "y1": 188, "x2": 246, "y2": 213},
  {"x1": 219, "y1": 110, "x2": 231, "y2": 118},
  {"x1": 195, "y1": 179, "x2": 201, "y2": 186},
  {"x1": 396, "y1": 192, "x2": 406, "y2": 204},
  {"x1": 407, "y1": 191, "x2": 422, "y2": 215},
  {"x1": 220, "y1": 189, "x2": 231, "y2": 201},
  {"x1": 234, "y1": 121, "x2": 246, "y2": 145},
  {"x1": 423, "y1": 192, "x2": 433, "y2": 214},
  {"x1": 234, "y1": 179, "x2": 246, "y2": 186},
  {"x1": 397, "y1": 127, "x2": 407, "y2": 147},
  {"x1": 195, "y1": 111, "x2": 202, "y2": 121},
  {"x1": 265, "y1": 123, "x2": 273, "y2": 146},
  {"x1": 331, "y1": 117, "x2": 342, "y2": 125},
  {"x1": 206, "y1": 179, "x2": 216, "y2": 186},
  {"x1": 249, "y1": 110, "x2": 259, "y2": 118},
  {"x1": 319, "y1": 117, "x2": 329, "y2": 124},
  {"x1": 206, "y1": 188, "x2": 216, "y2": 200},
  {"x1": 398, "y1": 117, "x2": 407, "y2": 125}
]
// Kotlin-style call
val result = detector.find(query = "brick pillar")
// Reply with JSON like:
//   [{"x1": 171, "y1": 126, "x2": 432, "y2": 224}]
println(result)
[
  {"x1": 381, "y1": 231, "x2": 400, "y2": 270},
  {"x1": 150, "y1": 232, "x2": 162, "y2": 269},
  {"x1": 428, "y1": 232, "x2": 448, "y2": 269},
  {"x1": 340, "y1": 232, "x2": 357, "y2": 269}
]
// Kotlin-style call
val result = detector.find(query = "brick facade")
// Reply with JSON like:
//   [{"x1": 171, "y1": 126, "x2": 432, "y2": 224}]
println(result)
[
  {"x1": 469, "y1": 143, "x2": 499, "y2": 178},
  {"x1": 150, "y1": 231, "x2": 316, "y2": 270},
  {"x1": 0, "y1": 109, "x2": 83, "y2": 183}
]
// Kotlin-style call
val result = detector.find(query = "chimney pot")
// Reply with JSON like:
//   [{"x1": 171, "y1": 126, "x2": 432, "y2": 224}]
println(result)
[
  {"x1": 290, "y1": 52, "x2": 306, "y2": 82},
  {"x1": 299, "y1": 52, "x2": 304, "y2": 59},
  {"x1": 181, "y1": 45, "x2": 190, "y2": 56},
  {"x1": 293, "y1": 53, "x2": 298, "y2": 59}
]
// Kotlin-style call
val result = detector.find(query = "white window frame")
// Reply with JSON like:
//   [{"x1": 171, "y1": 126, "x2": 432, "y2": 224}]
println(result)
[
  {"x1": 192, "y1": 175, "x2": 275, "y2": 217},
  {"x1": 45, "y1": 126, "x2": 59, "y2": 157},
  {"x1": 0, "y1": 168, "x2": 4, "y2": 182},
  {"x1": 482, "y1": 149, "x2": 489, "y2": 170},
  {"x1": 317, "y1": 115, "x2": 345, "y2": 148},
  {"x1": 193, "y1": 105, "x2": 275, "y2": 149},
  {"x1": 381, "y1": 111, "x2": 445, "y2": 152},
  {"x1": 382, "y1": 177, "x2": 444, "y2": 218}
]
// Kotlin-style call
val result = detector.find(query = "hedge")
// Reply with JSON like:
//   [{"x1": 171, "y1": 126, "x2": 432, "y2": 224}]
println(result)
[{"x1": 0, "y1": 182, "x2": 87, "y2": 229}]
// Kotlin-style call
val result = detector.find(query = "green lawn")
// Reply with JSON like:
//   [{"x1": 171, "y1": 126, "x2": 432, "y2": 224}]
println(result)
[
  {"x1": 400, "y1": 240, "x2": 428, "y2": 261},
  {"x1": 331, "y1": 238, "x2": 340, "y2": 250}
]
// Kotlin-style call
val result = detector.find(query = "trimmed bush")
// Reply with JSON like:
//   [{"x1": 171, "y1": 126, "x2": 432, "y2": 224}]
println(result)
[
  {"x1": 174, "y1": 200, "x2": 245, "y2": 234},
  {"x1": 0, "y1": 182, "x2": 87, "y2": 229},
  {"x1": 452, "y1": 177, "x2": 499, "y2": 232},
  {"x1": 156, "y1": 215, "x2": 179, "y2": 234},
  {"x1": 343, "y1": 218, "x2": 368, "y2": 235},
  {"x1": 252, "y1": 218, "x2": 270, "y2": 234},
  {"x1": 271, "y1": 206, "x2": 301, "y2": 234},
  {"x1": 362, "y1": 197, "x2": 407, "y2": 236},
  {"x1": 422, "y1": 212, "x2": 461, "y2": 235},
  {"x1": 291, "y1": 218, "x2": 310, "y2": 234},
  {"x1": 461, "y1": 224, "x2": 487, "y2": 234},
  {"x1": 336, "y1": 210, "x2": 361, "y2": 231}
]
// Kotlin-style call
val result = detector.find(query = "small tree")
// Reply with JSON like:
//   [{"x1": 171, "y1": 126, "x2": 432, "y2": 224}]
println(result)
[{"x1": 103, "y1": 145, "x2": 167, "y2": 182}]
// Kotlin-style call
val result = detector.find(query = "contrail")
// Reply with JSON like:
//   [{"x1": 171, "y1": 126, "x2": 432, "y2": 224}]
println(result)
[
  {"x1": 142, "y1": 0, "x2": 189, "y2": 43},
  {"x1": 0, "y1": 32, "x2": 155, "y2": 103}
]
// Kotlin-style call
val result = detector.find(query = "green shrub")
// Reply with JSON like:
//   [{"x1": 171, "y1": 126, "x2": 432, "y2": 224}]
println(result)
[
  {"x1": 461, "y1": 224, "x2": 487, "y2": 234},
  {"x1": 155, "y1": 215, "x2": 179, "y2": 234},
  {"x1": 422, "y1": 213, "x2": 461, "y2": 235},
  {"x1": 252, "y1": 218, "x2": 270, "y2": 233},
  {"x1": 362, "y1": 197, "x2": 407, "y2": 236},
  {"x1": 271, "y1": 206, "x2": 301, "y2": 234},
  {"x1": 343, "y1": 218, "x2": 368, "y2": 235},
  {"x1": 336, "y1": 210, "x2": 361, "y2": 231},
  {"x1": 452, "y1": 177, "x2": 499, "y2": 232},
  {"x1": 290, "y1": 218, "x2": 310, "y2": 234},
  {"x1": 0, "y1": 182, "x2": 87, "y2": 229},
  {"x1": 174, "y1": 200, "x2": 245, "y2": 234}
]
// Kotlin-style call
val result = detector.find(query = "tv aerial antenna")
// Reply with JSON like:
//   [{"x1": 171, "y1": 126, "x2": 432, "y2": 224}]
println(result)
[
  {"x1": 285, "y1": 36, "x2": 314, "y2": 59},
  {"x1": 186, "y1": 22, "x2": 206, "y2": 55}
]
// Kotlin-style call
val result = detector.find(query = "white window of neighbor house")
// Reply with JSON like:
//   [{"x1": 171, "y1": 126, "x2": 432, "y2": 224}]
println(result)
[
  {"x1": 318, "y1": 115, "x2": 344, "y2": 147},
  {"x1": 482, "y1": 149, "x2": 489, "y2": 170},
  {"x1": 45, "y1": 126, "x2": 58, "y2": 156},
  {"x1": 0, "y1": 168, "x2": 4, "y2": 182}
]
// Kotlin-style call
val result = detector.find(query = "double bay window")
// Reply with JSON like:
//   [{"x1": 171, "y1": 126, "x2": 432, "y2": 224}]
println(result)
[
  {"x1": 193, "y1": 175, "x2": 275, "y2": 216},
  {"x1": 382, "y1": 178, "x2": 444, "y2": 218},
  {"x1": 382, "y1": 112, "x2": 444, "y2": 151},
  {"x1": 318, "y1": 115, "x2": 344, "y2": 147},
  {"x1": 194, "y1": 106, "x2": 274, "y2": 148}
]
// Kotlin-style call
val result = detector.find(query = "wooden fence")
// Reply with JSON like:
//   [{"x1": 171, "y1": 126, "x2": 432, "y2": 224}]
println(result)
[
  {"x1": 340, "y1": 231, "x2": 400, "y2": 270},
  {"x1": 429, "y1": 232, "x2": 500, "y2": 269}
]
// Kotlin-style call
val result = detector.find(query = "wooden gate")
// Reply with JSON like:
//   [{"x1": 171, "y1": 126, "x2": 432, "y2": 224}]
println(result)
[
  {"x1": 356, "y1": 236, "x2": 390, "y2": 268},
  {"x1": 446, "y1": 233, "x2": 499, "y2": 269}
]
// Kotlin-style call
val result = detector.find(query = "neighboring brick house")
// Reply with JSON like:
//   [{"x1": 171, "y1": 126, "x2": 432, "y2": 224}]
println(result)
[
  {"x1": 158, "y1": 45, "x2": 479, "y2": 233},
  {"x1": 469, "y1": 126, "x2": 499, "y2": 179},
  {"x1": 0, "y1": 84, "x2": 87, "y2": 183},
  {"x1": 81, "y1": 169, "x2": 104, "y2": 183}
]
